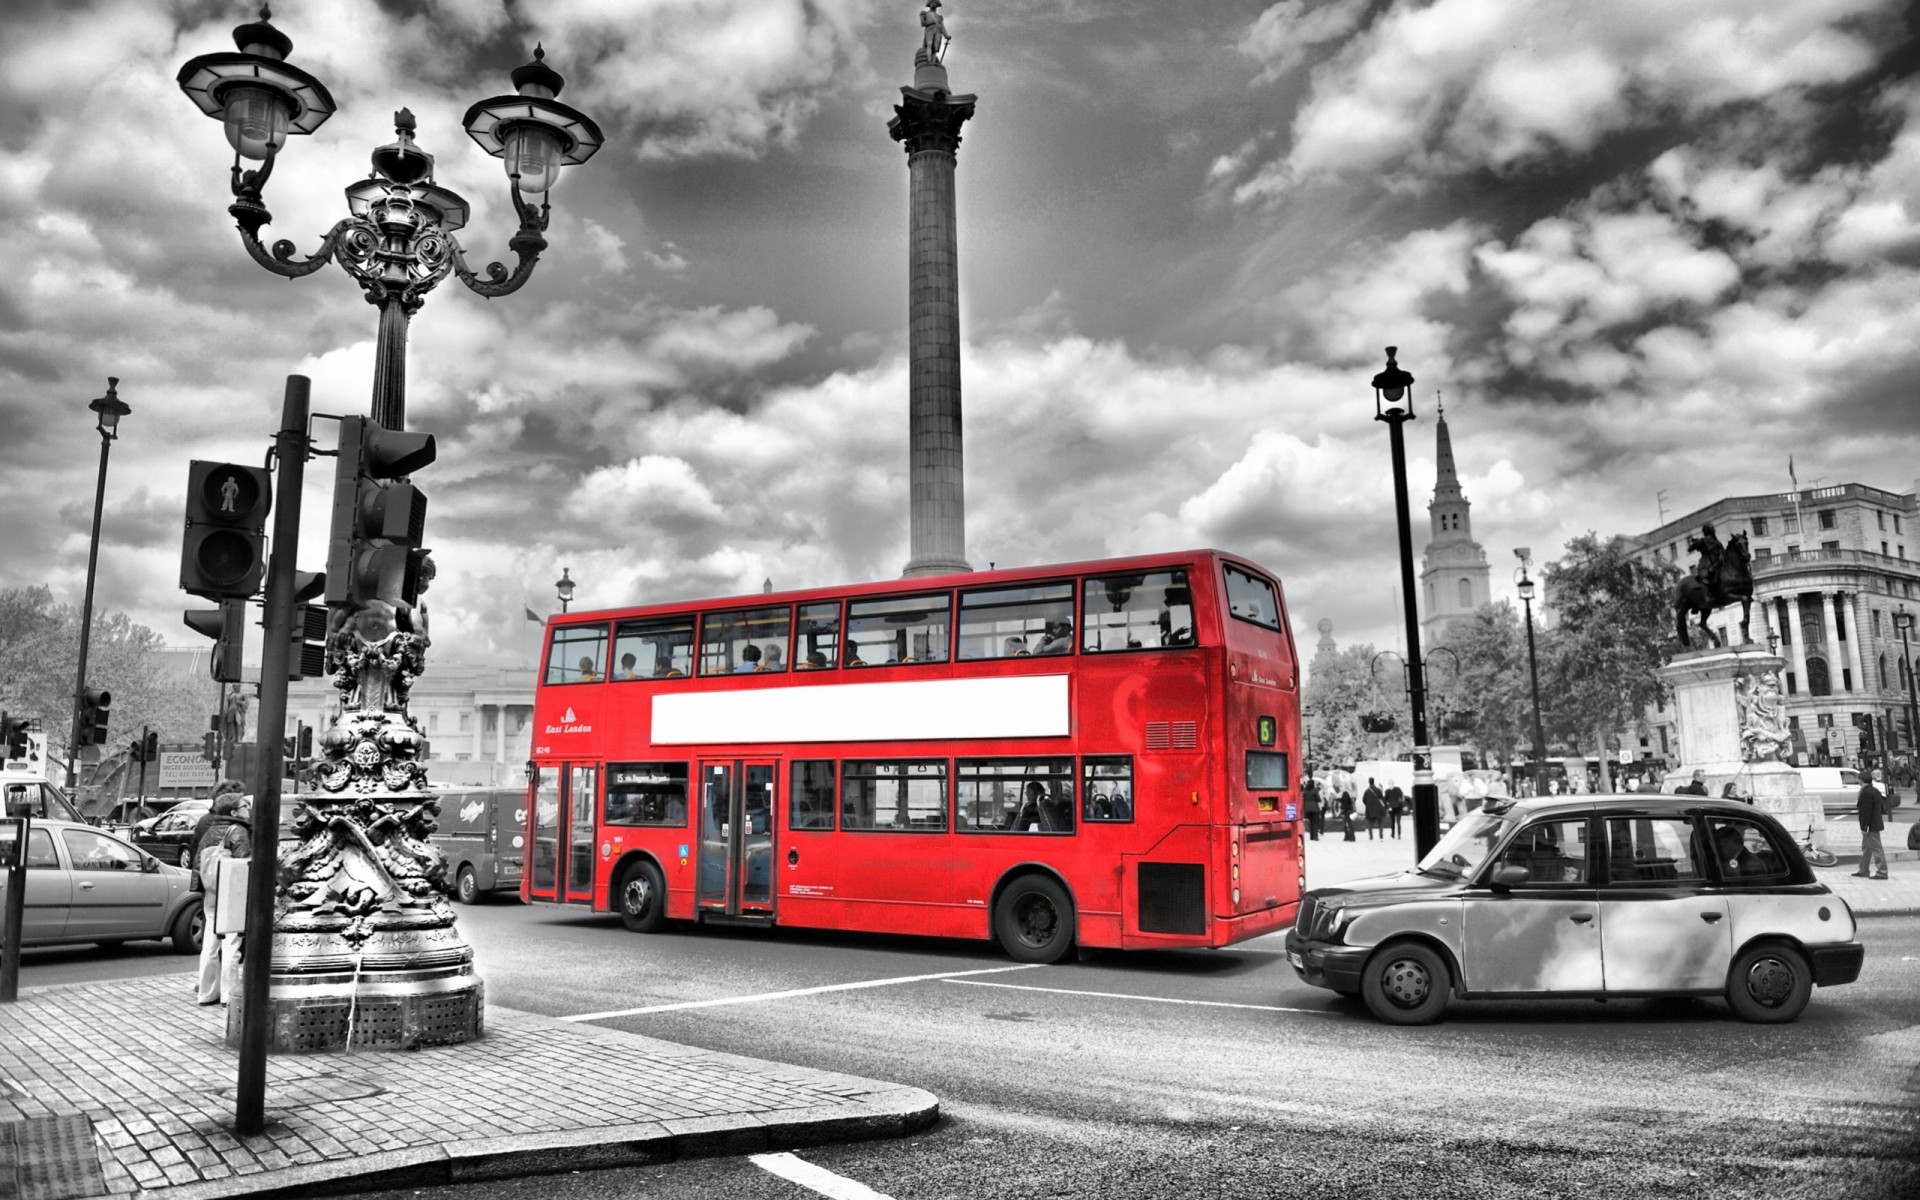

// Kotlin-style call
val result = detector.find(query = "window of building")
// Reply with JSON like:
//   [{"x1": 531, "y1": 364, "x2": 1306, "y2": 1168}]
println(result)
[
  {"x1": 841, "y1": 760, "x2": 946, "y2": 831},
  {"x1": 1898, "y1": 515, "x2": 1905, "y2": 534},
  {"x1": 1874, "y1": 610, "x2": 1883, "y2": 637},
  {"x1": 1083, "y1": 570, "x2": 1194, "y2": 652},
  {"x1": 1784, "y1": 513, "x2": 1799, "y2": 533},
  {"x1": 1224, "y1": 564, "x2": 1282, "y2": 631},
  {"x1": 1752, "y1": 515, "x2": 1769, "y2": 536},
  {"x1": 790, "y1": 761, "x2": 835, "y2": 830},
  {"x1": 604, "y1": 763, "x2": 689, "y2": 826},
  {"x1": 1879, "y1": 654, "x2": 1887, "y2": 687},
  {"x1": 611, "y1": 616, "x2": 693, "y2": 679},
  {"x1": 1885, "y1": 542, "x2": 1891, "y2": 556},
  {"x1": 1807, "y1": 657, "x2": 1832, "y2": 697},
  {"x1": 957, "y1": 581, "x2": 1075, "y2": 660},
  {"x1": 1082, "y1": 757, "x2": 1133, "y2": 822},
  {"x1": 1879, "y1": 512, "x2": 1887, "y2": 530},
  {"x1": 459, "y1": 712, "x2": 473, "y2": 733},
  {"x1": 956, "y1": 758, "x2": 1073, "y2": 833},
  {"x1": 1823, "y1": 540, "x2": 1841, "y2": 552},
  {"x1": 543, "y1": 624, "x2": 609, "y2": 685},
  {"x1": 1819, "y1": 509, "x2": 1837, "y2": 530},
  {"x1": 1754, "y1": 547, "x2": 1772, "y2": 562},
  {"x1": 699, "y1": 605, "x2": 792, "y2": 676},
  {"x1": 427, "y1": 712, "x2": 440, "y2": 733},
  {"x1": 1901, "y1": 545, "x2": 1907, "y2": 559},
  {"x1": 1787, "y1": 543, "x2": 1800, "y2": 554},
  {"x1": 845, "y1": 595, "x2": 950, "y2": 667},
  {"x1": 1457, "y1": 579, "x2": 1472, "y2": 608},
  {"x1": 1786, "y1": 672, "x2": 1798, "y2": 695},
  {"x1": 794, "y1": 601, "x2": 840, "y2": 671}
]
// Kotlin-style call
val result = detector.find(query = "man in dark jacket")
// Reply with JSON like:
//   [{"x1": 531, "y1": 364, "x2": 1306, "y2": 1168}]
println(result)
[
  {"x1": 1855, "y1": 768, "x2": 1890, "y2": 880},
  {"x1": 1361, "y1": 779, "x2": 1385, "y2": 841},
  {"x1": 1302, "y1": 777, "x2": 1323, "y2": 840},
  {"x1": 1383, "y1": 784, "x2": 1406, "y2": 838},
  {"x1": 1677, "y1": 769, "x2": 1709, "y2": 796}
]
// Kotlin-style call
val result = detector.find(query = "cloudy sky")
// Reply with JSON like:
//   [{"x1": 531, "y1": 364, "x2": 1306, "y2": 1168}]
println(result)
[{"x1": 4, "y1": 0, "x2": 1919, "y2": 673}]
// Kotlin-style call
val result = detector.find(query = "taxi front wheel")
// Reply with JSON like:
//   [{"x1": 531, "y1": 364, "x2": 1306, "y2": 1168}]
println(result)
[
  {"x1": 1727, "y1": 943, "x2": 1812, "y2": 1024},
  {"x1": 1361, "y1": 941, "x2": 1451, "y2": 1025}
]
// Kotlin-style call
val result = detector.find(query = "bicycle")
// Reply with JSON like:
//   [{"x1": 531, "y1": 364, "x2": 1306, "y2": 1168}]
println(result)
[{"x1": 1797, "y1": 825, "x2": 1839, "y2": 868}]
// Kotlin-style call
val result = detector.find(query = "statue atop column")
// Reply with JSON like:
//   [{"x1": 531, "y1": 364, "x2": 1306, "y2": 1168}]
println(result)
[{"x1": 918, "y1": 1, "x2": 950, "y2": 66}]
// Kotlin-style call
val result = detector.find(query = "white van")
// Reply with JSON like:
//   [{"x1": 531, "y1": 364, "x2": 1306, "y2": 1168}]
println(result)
[{"x1": 1794, "y1": 766, "x2": 1901, "y2": 814}]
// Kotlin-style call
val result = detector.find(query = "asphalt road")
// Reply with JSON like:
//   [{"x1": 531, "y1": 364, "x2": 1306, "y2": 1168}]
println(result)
[{"x1": 14, "y1": 901, "x2": 1918, "y2": 1199}]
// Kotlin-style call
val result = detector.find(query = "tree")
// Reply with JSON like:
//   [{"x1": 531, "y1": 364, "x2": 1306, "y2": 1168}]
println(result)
[
  {"x1": 1539, "y1": 534, "x2": 1681, "y2": 793},
  {"x1": 1433, "y1": 601, "x2": 1537, "y2": 770},
  {"x1": 1304, "y1": 643, "x2": 1412, "y2": 768},
  {"x1": 0, "y1": 586, "x2": 217, "y2": 765}
]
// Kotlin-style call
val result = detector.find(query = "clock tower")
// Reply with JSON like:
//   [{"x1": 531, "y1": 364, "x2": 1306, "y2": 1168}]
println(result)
[{"x1": 1420, "y1": 402, "x2": 1490, "y2": 645}]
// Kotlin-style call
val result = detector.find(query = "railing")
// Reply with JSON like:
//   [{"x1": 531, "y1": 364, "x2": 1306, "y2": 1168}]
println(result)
[{"x1": 1750, "y1": 546, "x2": 1918, "y2": 576}]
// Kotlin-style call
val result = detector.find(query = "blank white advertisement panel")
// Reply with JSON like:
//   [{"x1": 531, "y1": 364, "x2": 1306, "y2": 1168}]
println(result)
[{"x1": 651, "y1": 675, "x2": 1071, "y2": 744}]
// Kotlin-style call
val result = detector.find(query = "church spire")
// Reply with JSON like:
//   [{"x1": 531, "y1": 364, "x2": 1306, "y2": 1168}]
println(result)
[{"x1": 1432, "y1": 391, "x2": 1465, "y2": 511}]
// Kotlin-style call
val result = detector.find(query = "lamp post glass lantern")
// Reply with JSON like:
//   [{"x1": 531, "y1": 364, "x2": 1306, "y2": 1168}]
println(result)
[
  {"x1": 556, "y1": 568, "x2": 575, "y2": 613},
  {"x1": 1370, "y1": 347, "x2": 1438, "y2": 857}
]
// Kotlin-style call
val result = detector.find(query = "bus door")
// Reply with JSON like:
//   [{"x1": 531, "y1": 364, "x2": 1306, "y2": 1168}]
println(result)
[
  {"x1": 696, "y1": 758, "x2": 778, "y2": 918},
  {"x1": 527, "y1": 764, "x2": 599, "y2": 905}
]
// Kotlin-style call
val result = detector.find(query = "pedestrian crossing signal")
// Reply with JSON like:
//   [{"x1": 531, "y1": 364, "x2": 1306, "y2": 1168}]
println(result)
[{"x1": 180, "y1": 461, "x2": 272, "y2": 600}]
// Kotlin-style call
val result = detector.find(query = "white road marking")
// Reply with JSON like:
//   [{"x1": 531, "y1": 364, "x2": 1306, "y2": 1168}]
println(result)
[
  {"x1": 558, "y1": 963, "x2": 1040, "y2": 1022},
  {"x1": 751, "y1": 1152, "x2": 896, "y2": 1199},
  {"x1": 945, "y1": 978, "x2": 1330, "y2": 1014}
]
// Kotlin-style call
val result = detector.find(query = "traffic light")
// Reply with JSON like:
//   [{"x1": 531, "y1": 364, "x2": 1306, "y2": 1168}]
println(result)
[
  {"x1": 297, "y1": 725, "x2": 314, "y2": 759},
  {"x1": 79, "y1": 688, "x2": 111, "y2": 746},
  {"x1": 144, "y1": 730, "x2": 158, "y2": 762},
  {"x1": 128, "y1": 736, "x2": 144, "y2": 763},
  {"x1": 180, "y1": 460, "x2": 273, "y2": 600},
  {"x1": 183, "y1": 599, "x2": 247, "y2": 684},
  {"x1": 0, "y1": 712, "x2": 23, "y2": 760},
  {"x1": 290, "y1": 602, "x2": 328, "y2": 680},
  {"x1": 327, "y1": 416, "x2": 435, "y2": 608},
  {"x1": 282, "y1": 735, "x2": 296, "y2": 758},
  {"x1": 203, "y1": 731, "x2": 218, "y2": 762}
]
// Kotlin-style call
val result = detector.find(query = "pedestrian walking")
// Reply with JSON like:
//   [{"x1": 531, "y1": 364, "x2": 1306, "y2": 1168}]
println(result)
[
  {"x1": 1854, "y1": 767, "x2": 1891, "y2": 880},
  {"x1": 1362, "y1": 779, "x2": 1385, "y2": 840},
  {"x1": 1384, "y1": 783, "x2": 1405, "y2": 838},
  {"x1": 1339, "y1": 787, "x2": 1356, "y2": 842},
  {"x1": 1303, "y1": 776, "x2": 1323, "y2": 841},
  {"x1": 194, "y1": 789, "x2": 245, "y2": 1006}
]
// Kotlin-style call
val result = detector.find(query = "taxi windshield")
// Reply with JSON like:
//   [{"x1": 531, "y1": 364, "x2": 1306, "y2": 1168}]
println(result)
[{"x1": 1417, "y1": 809, "x2": 1517, "y2": 880}]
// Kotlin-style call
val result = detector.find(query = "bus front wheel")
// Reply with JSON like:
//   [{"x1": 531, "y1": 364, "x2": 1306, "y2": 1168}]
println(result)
[
  {"x1": 994, "y1": 875, "x2": 1075, "y2": 965},
  {"x1": 617, "y1": 860, "x2": 668, "y2": 933}
]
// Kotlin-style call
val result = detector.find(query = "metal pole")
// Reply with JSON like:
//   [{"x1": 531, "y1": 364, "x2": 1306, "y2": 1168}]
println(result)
[
  {"x1": 235, "y1": 376, "x2": 309, "y2": 1135},
  {"x1": 1, "y1": 809, "x2": 25, "y2": 1001},
  {"x1": 1901, "y1": 622, "x2": 1918, "y2": 772},
  {"x1": 138, "y1": 724, "x2": 149, "y2": 804},
  {"x1": 1385, "y1": 415, "x2": 1438, "y2": 856},
  {"x1": 66, "y1": 433, "x2": 113, "y2": 790},
  {"x1": 1523, "y1": 593, "x2": 1548, "y2": 795}
]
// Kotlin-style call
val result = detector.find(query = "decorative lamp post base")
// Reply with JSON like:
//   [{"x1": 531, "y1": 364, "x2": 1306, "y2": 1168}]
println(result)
[{"x1": 227, "y1": 954, "x2": 483, "y2": 1053}]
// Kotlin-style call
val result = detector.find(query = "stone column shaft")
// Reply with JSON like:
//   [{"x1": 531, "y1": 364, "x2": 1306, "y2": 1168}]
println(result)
[
  {"x1": 1843, "y1": 591, "x2": 1866, "y2": 691},
  {"x1": 1820, "y1": 592, "x2": 1843, "y2": 693},
  {"x1": 1788, "y1": 593, "x2": 1810, "y2": 693}
]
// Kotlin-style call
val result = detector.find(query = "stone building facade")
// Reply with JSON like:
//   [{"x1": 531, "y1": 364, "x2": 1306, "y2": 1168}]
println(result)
[{"x1": 283, "y1": 662, "x2": 536, "y2": 787}]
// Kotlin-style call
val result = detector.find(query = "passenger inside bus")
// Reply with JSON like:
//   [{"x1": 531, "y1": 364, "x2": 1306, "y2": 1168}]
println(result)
[
  {"x1": 1034, "y1": 621, "x2": 1073, "y2": 654},
  {"x1": 800, "y1": 649, "x2": 829, "y2": 669},
  {"x1": 616, "y1": 653, "x2": 641, "y2": 681},
  {"x1": 759, "y1": 645, "x2": 785, "y2": 672},
  {"x1": 734, "y1": 644, "x2": 762, "y2": 672},
  {"x1": 845, "y1": 641, "x2": 868, "y2": 667},
  {"x1": 576, "y1": 656, "x2": 599, "y2": 681}
]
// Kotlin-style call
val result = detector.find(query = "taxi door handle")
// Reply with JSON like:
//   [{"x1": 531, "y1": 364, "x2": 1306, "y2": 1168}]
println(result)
[
  {"x1": 77, "y1": 881, "x2": 95, "y2": 890},
  {"x1": 1568, "y1": 912, "x2": 1593, "y2": 924},
  {"x1": 1700, "y1": 912, "x2": 1723, "y2": 924}
]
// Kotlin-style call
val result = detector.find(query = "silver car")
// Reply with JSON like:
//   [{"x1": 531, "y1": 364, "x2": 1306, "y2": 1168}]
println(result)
[
  {"x1": 1286, "y1": 796, "x2": 1863, "y2": 1025},
  {"x1": 0, "y1": 819, "x2": 204, "y2": 953}
]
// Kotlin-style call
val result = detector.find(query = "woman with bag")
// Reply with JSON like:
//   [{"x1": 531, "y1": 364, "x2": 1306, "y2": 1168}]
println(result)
[{"x1": 194, "y1": 789, "x2": 245, "y2": 1006}]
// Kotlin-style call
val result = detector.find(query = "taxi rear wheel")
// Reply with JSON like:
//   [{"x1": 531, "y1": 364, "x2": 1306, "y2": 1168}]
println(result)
[
  {"x1": 1361, "y1": 941, "x2": 1451, "y2": 1025},
  {"x1": 1727, "y1": 943, "x2": 1812, "y2": 1024}
]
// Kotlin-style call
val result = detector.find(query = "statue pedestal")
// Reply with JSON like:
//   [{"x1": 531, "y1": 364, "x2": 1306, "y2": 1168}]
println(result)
[{"x1": 1658, "y1": 644, "x2": 1825, "y2": 846}]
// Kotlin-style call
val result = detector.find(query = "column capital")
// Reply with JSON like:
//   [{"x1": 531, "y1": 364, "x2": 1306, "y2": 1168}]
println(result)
[{"x1": 889, "y1": 86, "x2": 978, "y2": 157}]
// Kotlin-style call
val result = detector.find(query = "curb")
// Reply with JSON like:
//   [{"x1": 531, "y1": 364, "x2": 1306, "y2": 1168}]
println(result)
[
  {"x1": 1855, "y1": 908, "x2": 1920, "y2": 919},
  {"x1": 144, "y1": 1087, "x2": 939, "y2": 1199}
]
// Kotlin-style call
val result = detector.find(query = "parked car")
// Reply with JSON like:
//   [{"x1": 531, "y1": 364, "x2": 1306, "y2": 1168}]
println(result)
[
  {"x1": 1286, "y1": 795, "x2": 1863, "y2": 1025},
  {"x1": 1795, "y1": 766, "x2": 1903, "y2": 815},
  {"x1": 129, "y1": 798, "x2": 216, "y2": 867},
  {"x1": 0, "y1": 819, "x2": 203, "y2": 953},
  {"x1": 435, "y1": 787, "x2": 527, "y2": 904}
]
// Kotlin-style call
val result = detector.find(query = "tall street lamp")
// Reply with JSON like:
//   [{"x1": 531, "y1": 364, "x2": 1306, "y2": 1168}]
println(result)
[
  {"x1": 1514, "y1": 550, "x2": 1548, "y2": 798},
  {"x1": 67, "y1": 379, "x2": 131, "y2": 790},
  {"x1": 1895, "y1": 608, "x2": 1918, "y2": 764},
  {"x1": 1371, "y1": 347, "x2": 1438, "y2": 856},
  {"x1": 556, "y1": 568, "x2": 576, "y2": 613},
  {"x1": 177, "y1": 8, "x2": 604, "y2": 431}
]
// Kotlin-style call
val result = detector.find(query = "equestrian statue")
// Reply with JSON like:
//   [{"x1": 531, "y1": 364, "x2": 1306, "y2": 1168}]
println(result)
[{"x1": 1673, "y1": 523, "x2": 1753, "y2": 647}]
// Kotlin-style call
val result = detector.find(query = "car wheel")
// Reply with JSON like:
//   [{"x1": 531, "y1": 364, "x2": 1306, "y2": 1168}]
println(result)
[
  {"x1": 993, "y1": 875, "x2": 1076, "y2": 965},
  {"x1": 171, "y1": 904, "x2": 205, "y2": 955},
  {"x1": 177, "y1": 846, "x2": 196, "y2": 869},
  {"x1": 1361, "y1": 941, "x2": 1451, "y2": 1025},
  {"x1": 1727, "y1": 943, "x2": 1812, "y2": 1024},
  {"x1": 617, "y1": 861, "x2": 668, "y2": 933},
  {"x1": 455, "y1": 866, "x2": 480, "y2": 905}
]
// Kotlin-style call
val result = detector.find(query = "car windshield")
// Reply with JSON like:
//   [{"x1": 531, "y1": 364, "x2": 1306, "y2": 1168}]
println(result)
[{"x1": 1417, "y1": 809, "x2": 1517, "y2": 880}]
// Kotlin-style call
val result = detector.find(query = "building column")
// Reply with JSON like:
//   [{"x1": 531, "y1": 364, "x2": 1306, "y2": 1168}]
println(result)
[
  {"x1": 1819, "y1": 591, "x2": 1843, "y2": 693},
  {"x1": 1787, "y1": 593, "x2": 1810, "y2": 692},
  {"x1": 889, "y1": 61, "x2": 977, "y2": 578},
  {"x1": 1842, "y1": 591, "x2": 1867, "y2": 692},
  {"x1": 495, "y1": 708, "x2": 508, "y2": 763},
  {"x1": 471, "y1": 706, "x2": 485, "y2": 760}
]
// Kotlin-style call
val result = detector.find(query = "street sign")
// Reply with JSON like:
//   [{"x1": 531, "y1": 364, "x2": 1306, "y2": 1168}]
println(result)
[{"x1": 158, "y1": 751, "x2": 217, "y2": 789}]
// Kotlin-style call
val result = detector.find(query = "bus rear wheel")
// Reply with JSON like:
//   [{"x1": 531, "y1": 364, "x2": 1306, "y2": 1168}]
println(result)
[
  {"x1": 618, "y1": 860, "x2": 668, "y2": 933},
  {"x1": 994, "y1": 875, "x2": 1075, "y2": 965}
]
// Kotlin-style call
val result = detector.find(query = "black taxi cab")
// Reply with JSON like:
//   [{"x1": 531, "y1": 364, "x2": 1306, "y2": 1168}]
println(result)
[{"x1": 1286, "y1": 795, "x2": 1864, "y2": 1025}]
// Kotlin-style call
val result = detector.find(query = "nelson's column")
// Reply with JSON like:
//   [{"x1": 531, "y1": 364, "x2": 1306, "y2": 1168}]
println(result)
[{"x1": 890, "y1": 1, "x2": 976, "y2": 577}]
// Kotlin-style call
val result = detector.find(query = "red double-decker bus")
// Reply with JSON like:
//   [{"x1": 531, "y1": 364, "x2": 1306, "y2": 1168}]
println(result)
[{"x1": 522, "y1": 549, "x2": 1303, "y2": 963}]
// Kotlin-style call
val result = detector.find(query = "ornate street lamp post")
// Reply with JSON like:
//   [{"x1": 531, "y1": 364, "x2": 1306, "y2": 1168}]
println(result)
[
  {"x1": 556, "y1": 567, "x2": 576, "y2": 613},
  {"x1": 178, "y1": 7, "x2": 603, "y2": 430},
  {"x1": 1371, "y1": 348, "x2": 1438, "y2": 856},
  {"x1": 1515, "y1": 550, "x2": 1549, "y2": 797},
  {"x1": 1895, "y1": 609, "x2": 1918, "y2": 767},
  {"x1": 67, "y1": 379, "x2": 131, "y2": 790}
]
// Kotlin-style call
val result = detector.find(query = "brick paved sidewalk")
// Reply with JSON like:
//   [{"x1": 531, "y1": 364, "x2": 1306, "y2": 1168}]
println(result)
[{"x1": 0, "y1": 975, "x2": 936, "y2": 1199}]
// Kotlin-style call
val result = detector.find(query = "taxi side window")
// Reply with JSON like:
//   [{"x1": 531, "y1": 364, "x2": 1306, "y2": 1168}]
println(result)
[
  {"x1": 1604, "y1": 817, "x2": 1705, "y2": 883},
  {"x1": 1496, "y1": 817, "x2": 1589, "y2": 884},
  {"x1": 26, "y1": 828, "x2": 58, "y2": 869},
  {"x1": 1705, "y1": 817, "x2": 1789, "y2": 884}
]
